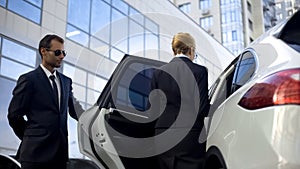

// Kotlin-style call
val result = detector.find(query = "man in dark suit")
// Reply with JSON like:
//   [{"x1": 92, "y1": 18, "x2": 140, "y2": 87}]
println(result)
[
  {"x1": 7, "y1": 34, "x2": 83, "y2": 169},
  {"x1": 151, "y1": 32, "x2": 209, "y2": 169}
]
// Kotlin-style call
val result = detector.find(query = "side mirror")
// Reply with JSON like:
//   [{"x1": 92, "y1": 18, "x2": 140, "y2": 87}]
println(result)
[{"x1": 0, "y1": 153, "x2": 21, "y2": 169}]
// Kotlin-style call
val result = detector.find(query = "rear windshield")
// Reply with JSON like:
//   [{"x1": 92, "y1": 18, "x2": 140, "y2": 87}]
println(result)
[{"x1": 278, "y1": 10, "x2": 300, "y2": 52}]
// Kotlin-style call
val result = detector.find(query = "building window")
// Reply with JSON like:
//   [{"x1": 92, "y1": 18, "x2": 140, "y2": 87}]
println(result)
[
  {"x1": 287, "y1": 10, "x2": 293, "y2": 16},
  {"x1": 286, "y1": 1, "x2": 292, "y2": 8},
  {"x1": 63, "y1": 62, "x2": 107, "y2": 109},
  {"x1": 0, "y1": 36, "x2": 39, "y2": 153},
  {"x1": 199, "y1": 0, "x2": 211, "y2": 9},
  {"x1": 0, "y1": 0, "x2": 6, "y2": 7},
  {"x1": 222, "y1": 32, "x2": 228, "y2": 43},
  {"x1": 277, "y1": 13, "x2": 283, "y2": 20},
  {"x1": 2, "y1": 0, "x2": 43, "y2": 24},
  {"x1": 179, "y1": 2, "x2": 191, "y2": 13},
  {"x1": 0, "y1": 36, "x2": 38, "y2": 154},
  {"x1": 231, "y1": 11, "x2": 237, "y2": 22},
  {"x1": 232, "y1": 30, "x2": 237, "y2": 41},
  {"x1": 248, "y1": 19, "x2": 253, "y2": 30},
  {"x1": 0, "y1": 36, "x2": 38, "y2": 80},
  {"x1": 247, "y1": 1, "x2": 252, "y2": 13},
  {"x1": 221, "y1": 13, "x2": 226, "y2": 23},
  {"x1": 200, "y1": 16, "x2": 213, "y2": 31},
  {"x1": 66, "y1": 0, "x2": 160, "y2": 61},
  {"x1": 276, "y1": 3, "x2": 282, "y2": 10}
]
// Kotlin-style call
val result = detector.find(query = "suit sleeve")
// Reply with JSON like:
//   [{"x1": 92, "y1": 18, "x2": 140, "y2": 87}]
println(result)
[
  {"x1": 7, "y1": 75, "x2": 32, "y2": 140},
  {"x1": 68, "y1": 79, "x2": 84, "y2": 121},
  {"x1": 196, "y1": 67, "x2": 210, "y2": 117}
]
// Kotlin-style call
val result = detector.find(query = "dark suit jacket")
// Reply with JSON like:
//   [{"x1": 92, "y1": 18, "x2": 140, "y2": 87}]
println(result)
[
  {"x1": 151, "y1": 57, "x2": 210, "y2": 168},
  {"x1": 151, "y1": 57, "x2": 209, "y2": 130},
  {"x1": 7, "y1": 66, "x2": 82, "y2": 163}
]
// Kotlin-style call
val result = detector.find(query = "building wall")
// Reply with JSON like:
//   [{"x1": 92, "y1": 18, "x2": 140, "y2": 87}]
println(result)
[
  {"x1": 244, "y1": 0, "x2": 265, "y2": 45},
  {"x1": 172, "y1": 0, "x2": 299, "y2": 55},
  {"x1": 0, "y1": 0, "x2": 233, "y2": 158}
]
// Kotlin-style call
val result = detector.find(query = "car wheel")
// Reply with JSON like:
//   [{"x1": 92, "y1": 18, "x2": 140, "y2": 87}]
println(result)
[
  {"x1": 203, "y1": 146, "x2": 227, "y2": 169},
  {"x1": 0, "y1": 154, "x2": 21, "y2": 169}
]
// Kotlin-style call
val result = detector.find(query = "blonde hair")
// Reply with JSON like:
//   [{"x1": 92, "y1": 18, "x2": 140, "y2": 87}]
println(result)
[{"x1": 172, "y1": 32, "x2": 195, "y2": 55}]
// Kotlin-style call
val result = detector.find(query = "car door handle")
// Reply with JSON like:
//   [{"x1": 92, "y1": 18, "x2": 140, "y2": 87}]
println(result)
[{"x1": 109, "y1": 108, "x2": 148, "y2": 119}]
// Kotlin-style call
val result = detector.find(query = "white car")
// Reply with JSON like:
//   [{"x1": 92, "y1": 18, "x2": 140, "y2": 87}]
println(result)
[
  {"x1": 204, "y1": 10, "x2": 300, "y2": 169},
  {"x1": 77, "y1": 11, "x2": 300, "y2": 169}
]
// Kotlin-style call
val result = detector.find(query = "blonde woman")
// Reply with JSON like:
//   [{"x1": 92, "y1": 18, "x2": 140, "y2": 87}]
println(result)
[{"x1": 151, "y1": 32, "x2": 209, "y2": 169}]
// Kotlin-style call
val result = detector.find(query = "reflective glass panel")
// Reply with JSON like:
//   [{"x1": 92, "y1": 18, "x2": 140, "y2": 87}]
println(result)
[
  {"x1": 63, "y1": 63, "x2": 87, "y2": 85},
  {"x1": 111, "y1": 8, "x2": 128, "y2": 52},
  {"x1": 0, "y1": 77, "x2": 20, "y2": 151},
  {"x1": 26, "y1": 0, "x2": 42, "y2": 7},
  {"x1": 73, "y1": 83, "x2": 86, "y2": 102},
  {"x1": 91, "y1": 0, "x2": 110, "y2": 42},
  {"x1": 1, "y1": 58, "x2": 33, "y2": 80},
  {"x1": 67, "y1": 0, "x2": 90, "y2": 32},
  {"x1": 145, "y1": 32, "x2": 158, "y2": 50},
  {"x1": 87, "y1": 89, "x2": 100, "y2": 105},
  {"x1": 66, "y1": 24, "x2": 89, "y2": 47},
  {"x1": 88, "y1": 73, "x2": 107, "y2": 92},
  {"x1": 112, "y1": 0, "x2": 128, "y2": 15},
  {"x1": 179, "y1": 2, "x2": 191, "y2": 13},
  {"x1": 0, "y1": 0, "x2": 6, "y2": 7},
  {"x1": 110, "y1": 47, "x2": 125, "y2": 63},
  {"x1": 129, "y1": 20, "x2": 144, "y2": 55},
  {"x1": 90, "y1": 37, "x2": 110, "y2": 56},
  {"x1": 145, "y1": 18, "x2": 158, "y2": 34},
  {"x1": 129, "y1": 7, "x2": 144, "y2": 25},
  {"x1": 8, "y1": 0, "x2": 41, "y2": 24},
  {"x1": 2, "y1": 38, "x2": 36, "y2": 67}
]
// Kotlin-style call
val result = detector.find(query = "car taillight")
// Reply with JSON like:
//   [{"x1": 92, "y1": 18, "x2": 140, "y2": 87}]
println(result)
[{"x1": 238, "y1": 68, "x2": 300, "y2": 110}]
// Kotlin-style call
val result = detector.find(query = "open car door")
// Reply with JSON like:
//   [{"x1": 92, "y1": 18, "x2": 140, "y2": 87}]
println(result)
[{"x1": 78, "y1": 54, "x2": 166, "y2": 169}]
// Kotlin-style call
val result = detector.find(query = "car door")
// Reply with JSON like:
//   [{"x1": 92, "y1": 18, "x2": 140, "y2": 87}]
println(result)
[
  {"x1": 78, "y1": 54, "x2": 166, "y2": 169},
  {"x1": 206, "y1": 49, "x2": 257, "y2": 168}
]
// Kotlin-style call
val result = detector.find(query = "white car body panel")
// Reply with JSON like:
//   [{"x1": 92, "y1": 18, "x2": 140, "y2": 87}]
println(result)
[
  {"x1": 206, "y1": 12, "x2": 300, "y2": 169},
  {"x1": 77, "y1": 11, "x2": 300, "y2": 169},
  {"x1": 78, "y1": 106, "x2": 125, "y2": 169}
]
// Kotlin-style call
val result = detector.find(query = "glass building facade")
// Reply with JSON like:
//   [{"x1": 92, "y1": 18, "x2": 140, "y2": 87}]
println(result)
[{"x1": 220, "y1": 0, "x2": 244, "y2": 55}]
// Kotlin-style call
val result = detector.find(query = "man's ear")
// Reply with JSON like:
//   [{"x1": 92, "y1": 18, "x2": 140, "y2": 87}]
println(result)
[{"x1": 40, "y1": 48, "x2": 46, "y2": 57}]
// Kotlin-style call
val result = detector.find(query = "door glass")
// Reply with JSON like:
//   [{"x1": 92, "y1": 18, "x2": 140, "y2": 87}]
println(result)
[
  {"x1": 232, "y1": 51, "x2": 256, "y2": 92},
  {"x1": 113, "y1": 62, "x2": 157, "y2": 113}
]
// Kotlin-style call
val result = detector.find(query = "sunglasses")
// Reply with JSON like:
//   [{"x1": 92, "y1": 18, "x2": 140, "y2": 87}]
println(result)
[{"x1": 46, "y1": 48, "x2": 67, "y2": 57}]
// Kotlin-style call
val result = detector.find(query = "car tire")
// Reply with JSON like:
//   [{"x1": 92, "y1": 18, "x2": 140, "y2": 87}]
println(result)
[{"x1": 203, "y1": 146, "x2": 227, "y2": 169}]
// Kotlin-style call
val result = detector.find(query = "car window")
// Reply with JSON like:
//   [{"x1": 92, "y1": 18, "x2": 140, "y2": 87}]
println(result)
[
  {"x1": 208, "y1": 57, "x2": 239, "y2": 114},
  {"x1": 102, "y1": 57, "x2": 165, "y2": 139},
  {"x1": 115, "y1": 63, "x2": 155, "y2": 112},
  {"x1": 231, "y1": 51, "x2": 256, "y2": 93},
  {"x1": 107, "y1": 60, "x2": 164, "y2": 117}
]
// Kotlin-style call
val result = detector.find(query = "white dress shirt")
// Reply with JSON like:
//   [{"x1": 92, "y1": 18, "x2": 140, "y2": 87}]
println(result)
[{"x1": 40, "y1": 64, "x2": 61, "y2": 108}]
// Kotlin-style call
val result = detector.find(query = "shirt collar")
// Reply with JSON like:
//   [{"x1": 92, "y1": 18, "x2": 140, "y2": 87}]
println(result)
[
  {"x1": 40, "y1": 64, "x2": 57, "y2": 78},
  {"x1": 175, "y1": 54, "x2": 190, "y2": 59}
]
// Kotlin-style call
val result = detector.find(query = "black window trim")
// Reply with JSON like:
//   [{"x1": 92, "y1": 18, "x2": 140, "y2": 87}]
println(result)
[{"x1": 231, "y1": 48, "x2": 258, "y2": 93}]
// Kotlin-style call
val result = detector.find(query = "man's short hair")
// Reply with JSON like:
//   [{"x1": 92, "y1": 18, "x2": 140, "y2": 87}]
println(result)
[{"x1": 38, "y1": 34, "x2": 64, "y2": 59}]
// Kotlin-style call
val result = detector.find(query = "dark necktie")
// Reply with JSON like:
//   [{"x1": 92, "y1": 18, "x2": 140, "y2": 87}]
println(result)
[{"x1": 50, "y1": 75, "x2": 59, "y2": 107}]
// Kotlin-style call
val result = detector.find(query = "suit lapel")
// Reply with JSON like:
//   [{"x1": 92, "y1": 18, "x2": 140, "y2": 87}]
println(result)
[{"x1": 57, "y1": 72, "x2": 65, "y2": 113}]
